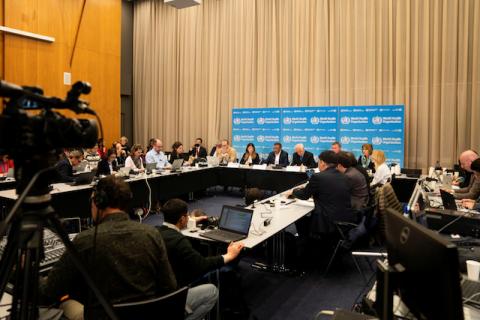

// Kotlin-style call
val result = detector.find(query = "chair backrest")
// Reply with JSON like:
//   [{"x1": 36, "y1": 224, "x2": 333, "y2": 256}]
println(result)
[
  {"x1": 113, "y1": 287, "x2": 188, "y2": 320},
  {"x1": 374, "y1": 183, "x2": 403, "y2": 243}
]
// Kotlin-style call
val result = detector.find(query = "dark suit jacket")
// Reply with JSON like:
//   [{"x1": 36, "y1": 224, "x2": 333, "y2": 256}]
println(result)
[
  {"x1": 190, "y1": 146, "x2": 208, "y2": 159},
  {"x1": 55, "y1": 159, "x2": 75, "y2": 183},
  {"x1": 157, "y1": 225, "x2": 224, "y2": 287},
  {"x1": 344, "y1": 167, "x2": 369, "y2": 209},
  {"x1": 291, "y1": 150, "x2": 316, "y2": 168},
  {"x1": 293, "y1": 167, "x2": 355, "y2": 234},
  {"x1": 96, "y1": 159, "x2": 118, "y2": 176},
  {"x1": 239, "y1": 153, "x2": 261, "y2": 165},
  {"x1": 265, "y1": 150, "x2": 289, "y2": 167},
  {"x1": 209, "y1": 147, "x2": 217, "y2": 157}
]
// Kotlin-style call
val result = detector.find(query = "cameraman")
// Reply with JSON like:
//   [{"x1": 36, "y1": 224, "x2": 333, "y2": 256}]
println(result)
[{"x1": 41, "y1": 176, "x2": 176, "y2": 319}]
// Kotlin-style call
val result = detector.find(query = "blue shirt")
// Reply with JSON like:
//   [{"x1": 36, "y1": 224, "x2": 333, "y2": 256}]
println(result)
[{"x1": 145, "y1": 149, "x2": 168, "y2": 169}]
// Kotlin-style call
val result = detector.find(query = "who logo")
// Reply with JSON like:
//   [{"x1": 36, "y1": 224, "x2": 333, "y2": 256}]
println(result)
[
  {"x1": 283, "y1": 135, "x2": 292, "y2": 143},
  {"x1": 233, "y1": 118, "x2": 241, "y2": 125},
  {"x1": 340, "y1": 117, "x2": 351, "y2": 125},
  {"x1": 372, "y1": 137, "x2": 383, "y2": 145},
  {"x1": 233, "y1": 135, "x2": 241, "y2": 142},
  {"x1": 283, "y1": 117, "x2": 292, "y2": 125},
  {"x1": 310, "y1": 117, "x2": 320, "y2": 125},
  {"x1": 256, "y1": 135, "x2": 265, "y2": 143},
  {"x1": 310, "y1": 136, "x2": 320, "y2": 144},
  {"x1": 340, "y1": 136, "x2": 351, "y2": 144},
  {"x1": 256, "y1": 117, "x2": 265, "y2": 125},
  {"x1": 372, "y1": 116, "x2": 383, "y2": 125}
]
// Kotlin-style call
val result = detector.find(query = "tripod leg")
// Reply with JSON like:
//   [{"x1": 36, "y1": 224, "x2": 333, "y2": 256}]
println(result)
[
  {"x1": 0, "y1": 227, "x2": 21, "y2": 297},
  {"x1": 47, "y1": 216, "x2": 118, "y2": 320}
]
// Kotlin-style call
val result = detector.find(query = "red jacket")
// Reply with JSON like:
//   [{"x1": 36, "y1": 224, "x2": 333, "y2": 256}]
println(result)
[{"x1": 0, "y1": 159, "x2": 14, "y2": 174}]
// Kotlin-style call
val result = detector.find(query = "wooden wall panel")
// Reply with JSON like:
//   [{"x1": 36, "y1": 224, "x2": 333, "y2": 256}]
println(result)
[
  {"x1": 3, "y1": 0, "x2": 121, "y2": 146},
  {"x1": 0, "y1": 0, "x2": 4, "y2": 110}
]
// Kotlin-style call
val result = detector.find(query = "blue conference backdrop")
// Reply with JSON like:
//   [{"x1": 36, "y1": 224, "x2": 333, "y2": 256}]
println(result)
[{"x1": 232, "y1": 105, "x2": 404, "y2": 167}]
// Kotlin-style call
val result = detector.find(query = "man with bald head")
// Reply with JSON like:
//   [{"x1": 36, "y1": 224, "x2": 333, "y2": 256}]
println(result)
[
  {"x1": 291, "y1": 144, "x2": 316, "y2": 168},
  {"x1": 453, "y1": 150, "x2": 480, "y2": 199},
  {"x1": 145, "y1": 138, "x2": 170, "y2": 169}
]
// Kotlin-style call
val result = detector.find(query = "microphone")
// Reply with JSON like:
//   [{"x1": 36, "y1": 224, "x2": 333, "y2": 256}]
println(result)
[
  {"x1": 0, "y1": 80, "x2": 25, "y2": 97},
  {"x1": 65, "y1": 81, "x2": 96, "y2": 115}
]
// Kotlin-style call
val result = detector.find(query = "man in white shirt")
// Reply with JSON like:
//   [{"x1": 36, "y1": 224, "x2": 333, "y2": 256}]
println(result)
[
  {"x1": 265, "y1": 143, "x2": 289, "y2": 167},
  {"x1": 145, "y1": 139, "x2": 170, "y2": 169}
]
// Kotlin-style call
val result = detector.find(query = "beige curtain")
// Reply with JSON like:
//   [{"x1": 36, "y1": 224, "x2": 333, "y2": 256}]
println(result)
[{"x1": 133, "y1": 0, "x2": 480, "y2": 169}]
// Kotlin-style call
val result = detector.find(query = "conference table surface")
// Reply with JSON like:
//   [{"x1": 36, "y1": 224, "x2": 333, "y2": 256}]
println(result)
[{"x1": 182, "y1": 194, "x2": 314, "y2": 249}]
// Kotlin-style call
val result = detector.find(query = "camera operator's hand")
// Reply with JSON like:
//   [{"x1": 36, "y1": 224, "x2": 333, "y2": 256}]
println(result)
[{"x1": 222, "y1": 242, "x2": 244, "y2": 264}]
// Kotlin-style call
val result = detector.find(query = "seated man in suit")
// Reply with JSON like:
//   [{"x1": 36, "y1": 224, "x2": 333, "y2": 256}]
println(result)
[
  {"x1": 290, "y1": 144, "x2": 316, "y2": 168},
  {"x1": 190, "y1": 138, "x2": 208, "y2": 159},
  {"x1": 209, "y1": 141, "x2": 221, "y2": 157},
  {"x1": 41, "y1": 176, "x2": 176, "y2": 319},
  {"x1": 55, "y1": 149, "x2": 83, "y2": 183},
  {"x1": 265, "y1": 142, "x2": 289, "y2": 167},
  {"x1": 286, "y1": 150, "x2": 355, "y2": 235},
  {"x1": 331, "y1": 141, "x2": 342, "y2": 154},
  {"x1": 157, "y1": 199, "x2": 244, "y2": 320},
  {"x1": 337, "y1": 151, "x2": 369, "y2": 209}
]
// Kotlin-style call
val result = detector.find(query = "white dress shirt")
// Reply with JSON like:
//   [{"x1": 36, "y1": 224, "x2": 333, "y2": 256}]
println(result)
[
  {"x1": 125, "y1": 156, "x2": 144, "y2": 171},
  {"x1": 274, "y1": 153, "x2": 280, "y2": 165}
]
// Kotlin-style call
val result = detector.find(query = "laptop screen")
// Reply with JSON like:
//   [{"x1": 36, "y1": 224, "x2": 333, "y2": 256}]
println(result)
[{"x1": 219, "y1": 206, "x2": 253, "y2": 235}]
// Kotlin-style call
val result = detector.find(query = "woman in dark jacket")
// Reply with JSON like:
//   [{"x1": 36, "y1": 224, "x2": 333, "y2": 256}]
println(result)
[
  {"x1": 240, "y1": 143, "x2": 260, "y2": 165},
  {"x1": 96, "y1": 148, "x2": 119, "y2": 176},
  {"x1": 169, "y1": 141, "x2": 185, "y2": 164}
]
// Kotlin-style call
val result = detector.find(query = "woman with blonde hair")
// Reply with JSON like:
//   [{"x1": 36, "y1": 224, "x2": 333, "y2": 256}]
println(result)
[{"x1": 370, "y1": 150, "x2": 391, "y2": 186}]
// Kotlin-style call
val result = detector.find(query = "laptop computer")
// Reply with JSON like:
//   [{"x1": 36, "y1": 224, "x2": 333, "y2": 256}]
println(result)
[
  {"x1": 171, "y1": 159, "x2": 184, "y2": 172},
  {"x1": 68, "y1": 171, "x2": 95, "y2": 186},
  {"x1": 61, "y1": 217, "x2": 82, "y2": 237},
  {"x1": 200, "y1": 205, "x2": 253, "y2": 243},
  {"x1": 440, "y1": 189, "x2": 459, "y2": 210},
  {"x1": 145, "y1": 163, "x2": 157, "y2": 174},
  {"x1": 207, "y1": 156, "x2": 219, "y2": 166},
  {"x1": 118, "y1": 167, "x2": 131, "y2": 177}
]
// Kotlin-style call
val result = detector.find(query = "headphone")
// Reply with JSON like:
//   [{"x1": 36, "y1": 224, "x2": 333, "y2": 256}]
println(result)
[{"x1": 93, "y1": 188, "x2": 109, "y2": 210}]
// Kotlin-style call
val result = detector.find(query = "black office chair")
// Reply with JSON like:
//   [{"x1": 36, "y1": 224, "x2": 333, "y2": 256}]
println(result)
[
  {"x1": 323, "y1": 221, "x2": 368, "y2": 284},
  {"x1": 113, "y1": 287, "x2": 189, "y2": 320}
]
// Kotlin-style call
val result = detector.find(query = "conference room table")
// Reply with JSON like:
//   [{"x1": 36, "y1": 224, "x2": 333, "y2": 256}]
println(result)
[
  {"x1": 0, "y1": 165, "x2": 310, "y2": 219},
  {"x1": 0, "y1": 166, "x2": 418, "y2": 219}
]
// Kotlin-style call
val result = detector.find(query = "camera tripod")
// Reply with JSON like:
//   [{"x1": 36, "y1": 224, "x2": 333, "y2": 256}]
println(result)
[{"x1": 0, "y1": 163, "x2": 118, "y2": 319}]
